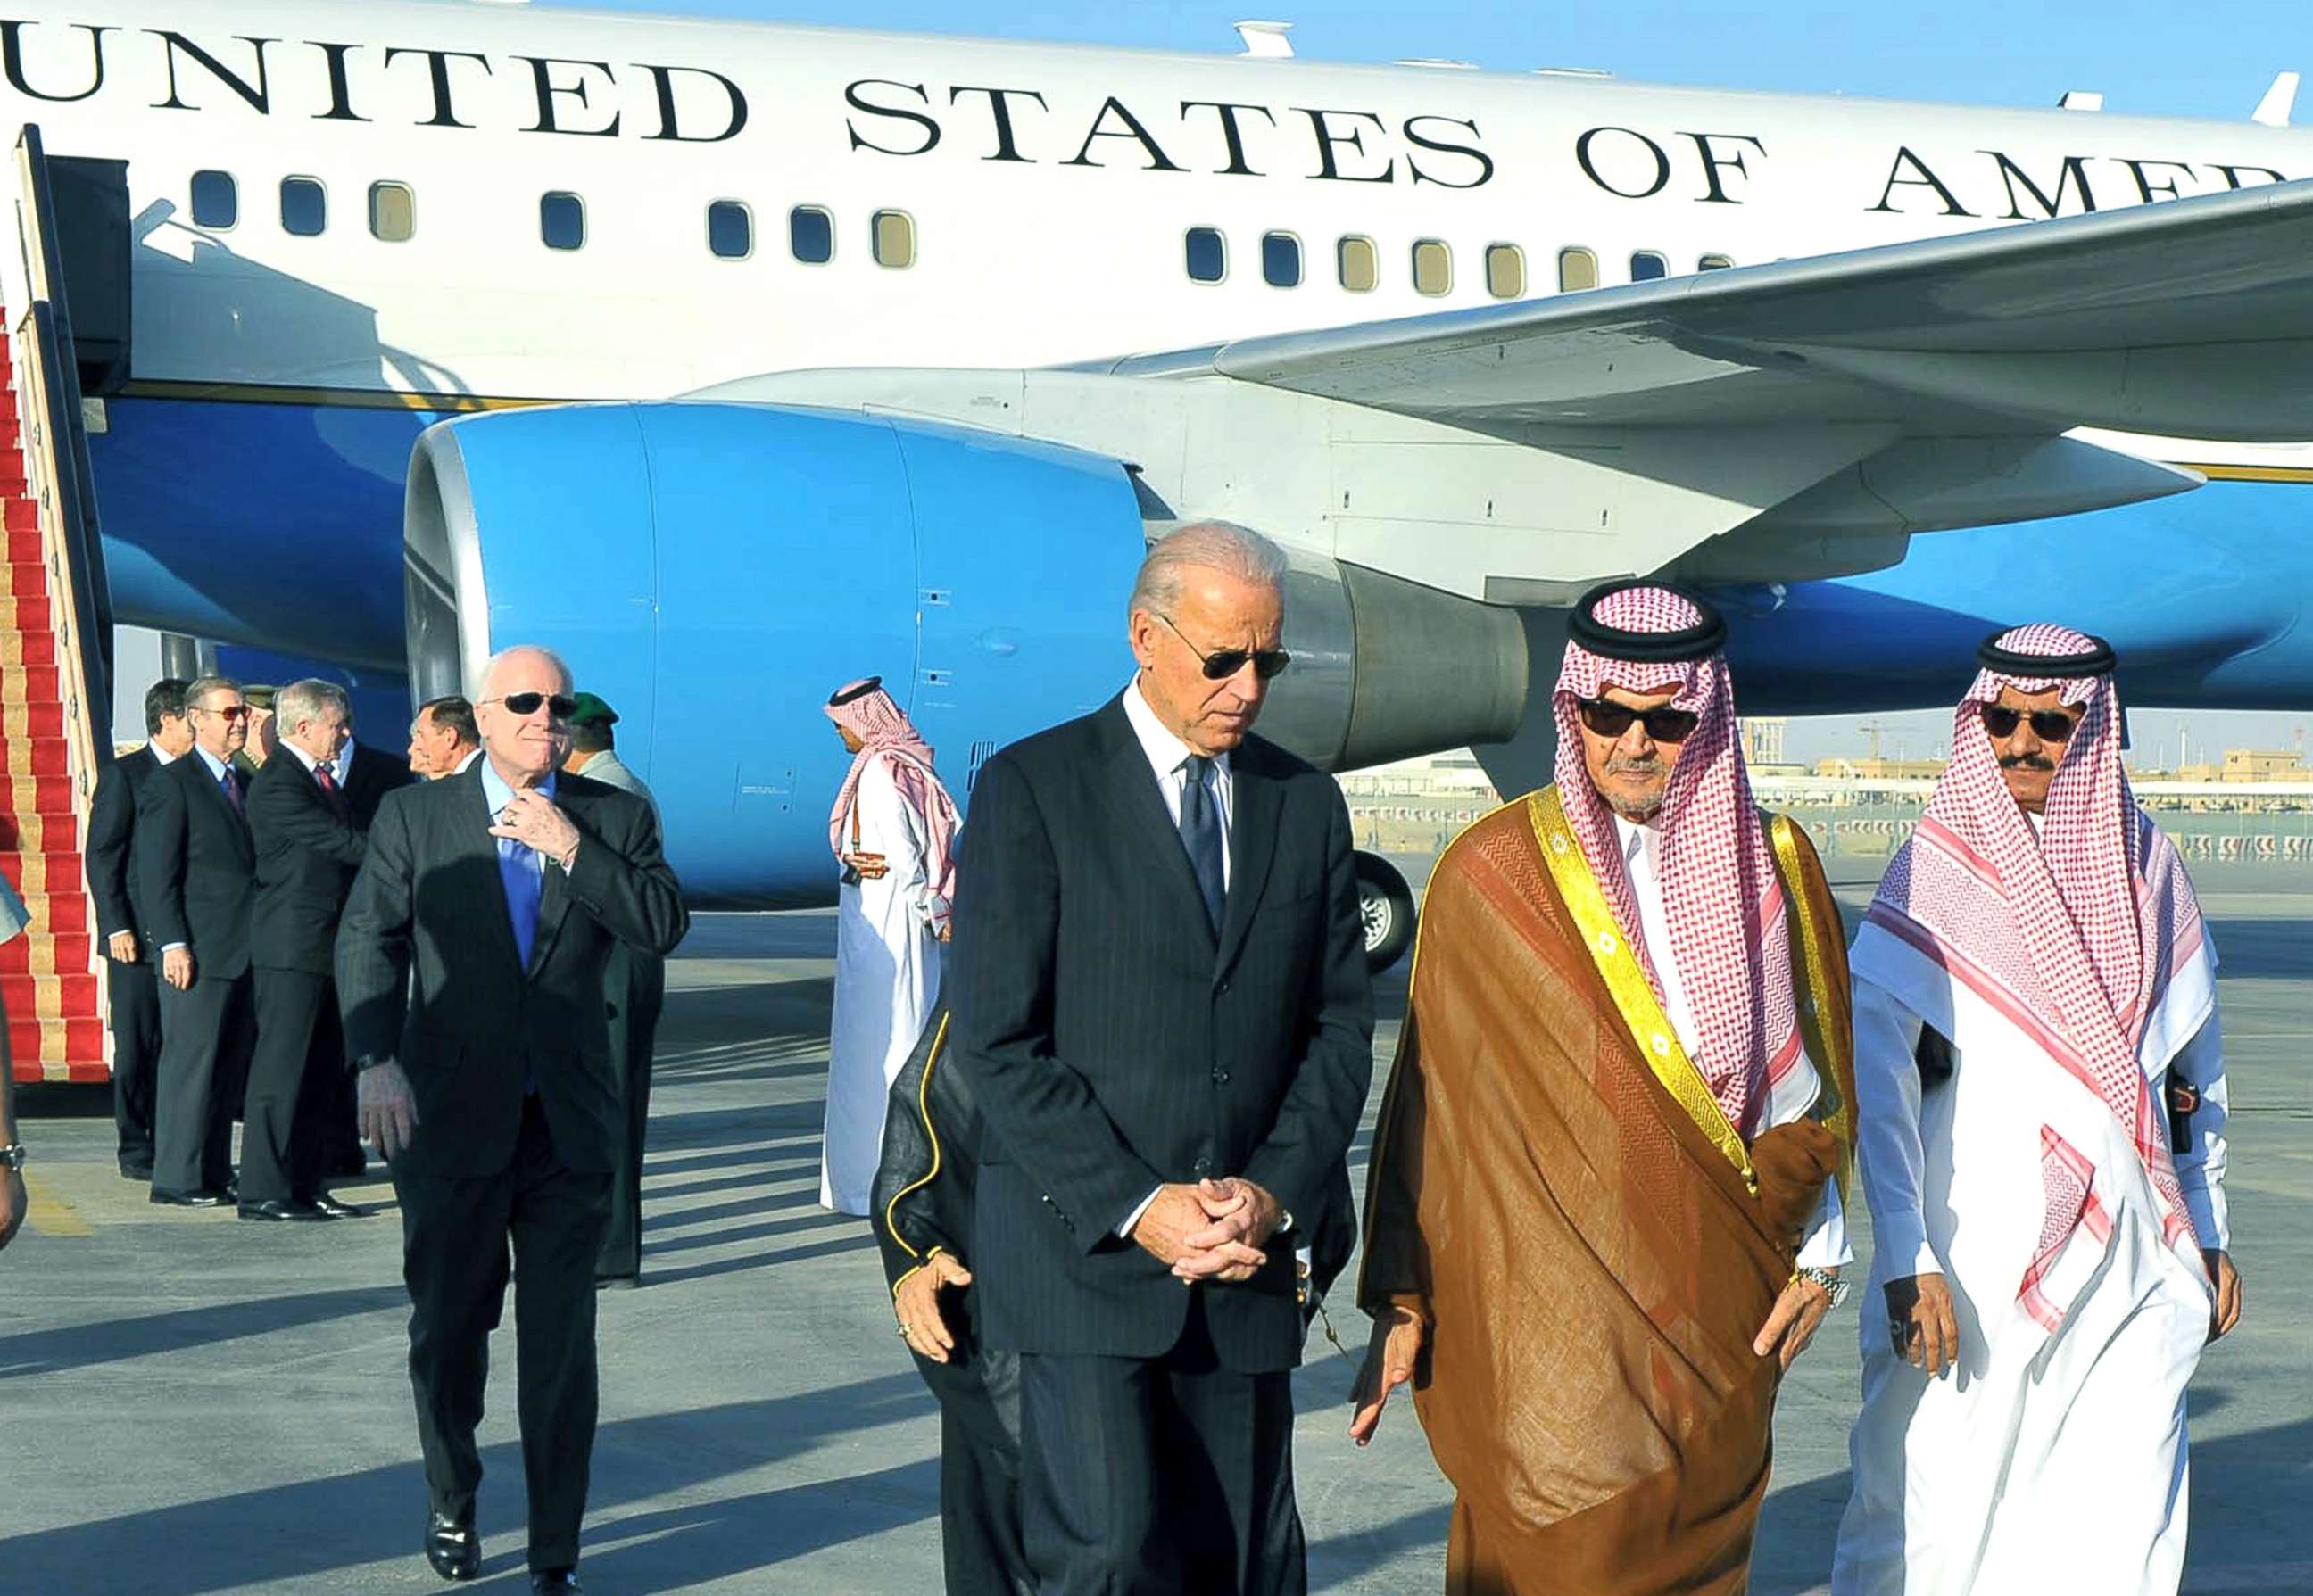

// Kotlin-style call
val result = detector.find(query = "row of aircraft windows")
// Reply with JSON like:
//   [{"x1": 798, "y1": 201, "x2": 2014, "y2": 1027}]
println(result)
[
  {"x1": 1186, "y1": 227, "x2": 1735, "y2": 295},
  {"x1": 185, "y1": 170, "x2": 1733, "y2": 296},
  {"x1": 185, "y1": 170, "x2": 922, "y2": 268}
]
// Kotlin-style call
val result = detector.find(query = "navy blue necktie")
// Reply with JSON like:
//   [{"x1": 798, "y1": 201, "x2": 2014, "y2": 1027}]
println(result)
[{"x1": 1179, "y1": 754, "x2": 1224, "y2": 934}]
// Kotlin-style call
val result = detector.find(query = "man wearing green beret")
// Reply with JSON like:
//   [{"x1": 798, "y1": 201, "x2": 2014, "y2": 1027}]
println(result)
[{"x1": 560, "y1": 692, "x2": 665, "y2": 1286}]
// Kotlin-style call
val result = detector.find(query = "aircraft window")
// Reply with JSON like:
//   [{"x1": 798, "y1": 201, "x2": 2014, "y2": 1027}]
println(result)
[
  {"x1": 369, "y1": 183, "x2": 415, "y2": 244},
  {"x1": 1699, "y1": 253, "x2": 1735, "y2": 271},
  {"x1": 1485, "y1": 244, "x2": 1525, "y2": 300},
  {"x1": 541, "y1": 192, "x2": 585, "y2": 252},
  {"x1": 873, "y1": 210, "x2": 916, "y2": 269},
  {"x1": 189, "y1": 170, "x2": 236, "y2": 230},
  {"x1": 791, "y1": 205, "x2": 833, "y2": 264},
  {"x1": 1558, "y1": 247, "x2": 1599, "y2": 293},
  {"x1": 1337, "y1": 236, "x2": 1378, "y2": 293},
  {"x1": 1262, "y1": 232, "x2": 1301, "y2": 288},
  {"x1": 1412, "y1": 239, "x2": 1453, "y2": 296},
  {"x1": 279, "y1": 177, "x2": 326, "y2": 238},
  {"x1": 1185, "y1": 227, "x2": 1226, "y2": 283},
  {"x1": 707, "y1": 201, "x2": 751, "y2": 260},
  {"x1": 1630, "y1": 251, "x2": 1668, "y2": 282}
]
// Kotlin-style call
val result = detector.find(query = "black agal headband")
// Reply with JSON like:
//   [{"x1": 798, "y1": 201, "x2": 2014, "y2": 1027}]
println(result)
[
  {"x1": 827, "y1": 676, "x2": 883, "y2": 707},
  {"x1": 1976, "y1": 633, "x2": 2117, "y2": 678},
  {"x1": 1566, "y1": 580, "x2": 1728, "y2": 664}
]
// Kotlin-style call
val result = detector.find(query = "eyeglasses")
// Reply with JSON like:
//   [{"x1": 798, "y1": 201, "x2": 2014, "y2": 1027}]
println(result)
[
  {"x1": 1577, "y1": 697, "x2": 1699, "y2": 743},
  {"x1": 1154, "y1": 613, "x2": 1290, "y2": 682},
  {"x1": 481, "y1": 692, "x2": 577, "y2": 721},
  {"x1": 1981, "y1": 705, "x2": 2079, "y2": 742},
  {"x1": 195, "y1": 704, "x2": 251, "y2": 722}
]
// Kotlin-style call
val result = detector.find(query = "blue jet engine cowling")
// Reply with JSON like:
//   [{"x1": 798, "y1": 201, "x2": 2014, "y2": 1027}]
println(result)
[{"x1": 402, "y1": 401, "x2": 1529, "y2": 907}]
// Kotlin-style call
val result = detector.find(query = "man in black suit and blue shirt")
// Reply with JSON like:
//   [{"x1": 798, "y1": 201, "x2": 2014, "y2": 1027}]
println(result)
[
  {"x1": 946, "y1": 522, "x2": 1374, "y2": 1595},
  {"x1": 138, "y1": 675, "x2": 260, "y2": 1207},
  {"x1": 337, "y1": 645, "x2": 688, "y2": 1595},
  {"x1": 239, "y1": 679, "x2": 372, "y2": 1221},
  {"x1": 87, "y1": 677, "x2": 192, "y2": 1179}
]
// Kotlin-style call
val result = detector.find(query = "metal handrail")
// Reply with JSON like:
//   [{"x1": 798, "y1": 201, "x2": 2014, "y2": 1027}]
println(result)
[{"x1": 15, "y1": 124, "x2": 112, "y2": 727}]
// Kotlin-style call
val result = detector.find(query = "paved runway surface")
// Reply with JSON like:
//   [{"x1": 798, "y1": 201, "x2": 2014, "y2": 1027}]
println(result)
[{"x1": 3, "y1": 859, "x2": 2307, "y2": 1593}]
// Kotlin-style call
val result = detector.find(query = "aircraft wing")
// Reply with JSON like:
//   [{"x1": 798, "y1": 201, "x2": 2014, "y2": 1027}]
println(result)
[{"x1": 1151, "y1": 177, "x2": 2313, "y2": 442}]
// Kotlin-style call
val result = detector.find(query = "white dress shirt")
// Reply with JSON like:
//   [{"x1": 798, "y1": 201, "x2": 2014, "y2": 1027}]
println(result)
[{"x1": 1612, "y1": 816, "x2": 1848, "y2": 1268}]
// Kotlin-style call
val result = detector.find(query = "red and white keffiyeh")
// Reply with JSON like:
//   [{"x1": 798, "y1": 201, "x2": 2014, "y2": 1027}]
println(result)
[
  {"x1": 1553, "y1": 585, "x2": 1805, "y2": 1137},
  {"x1": 825, "y1": 679, "x2": 962, "y2": 931},
  {"x1": 1863, "y1": 623, "x2": 2209, "y2": 1331}
]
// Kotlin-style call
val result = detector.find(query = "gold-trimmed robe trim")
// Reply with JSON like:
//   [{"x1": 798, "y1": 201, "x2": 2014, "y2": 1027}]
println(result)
[
  {"x1": 1528, "y1": 787, "x2": 1757, "y2": 1193},
  {"x1": 1769, "y1": 813, "x2": 1857, "y2": 1211}
]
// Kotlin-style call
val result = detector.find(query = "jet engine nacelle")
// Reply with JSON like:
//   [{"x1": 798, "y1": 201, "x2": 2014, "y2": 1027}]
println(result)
[{"x1": 403, "y1": 401, "x2": 1526, "y2": 906}]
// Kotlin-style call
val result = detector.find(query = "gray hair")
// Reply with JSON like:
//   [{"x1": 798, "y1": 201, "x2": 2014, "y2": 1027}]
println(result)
[
  {"x1": 275, "y1": 677, "x2": 349, "y2": 735},
  {"x1": 183, "y1": 674, "x2": 243, "y2": 712},
  {"x1": 477, "y1": 645, "x2": 573, "y2": 699},
  {"x1": 1128, "y1": 521, "x2": 1287, "y2": 622}
]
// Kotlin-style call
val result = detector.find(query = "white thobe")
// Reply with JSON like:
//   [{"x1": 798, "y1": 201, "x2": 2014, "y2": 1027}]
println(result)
[
  {"x1": 1612, "y1": 817, "x2": 1848, "y2": 1268},
  {"x1": 1832, "y1": 924, "x2": 2228, "y2": 1594},
  {"x1": 822, "y1": 756, "x2": 944, "y2": 1215}
]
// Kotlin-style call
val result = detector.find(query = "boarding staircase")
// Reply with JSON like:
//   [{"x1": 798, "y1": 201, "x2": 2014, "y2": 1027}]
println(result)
[{"x1": 0, "y1": 124, "x2": 115, "y2": 1084}]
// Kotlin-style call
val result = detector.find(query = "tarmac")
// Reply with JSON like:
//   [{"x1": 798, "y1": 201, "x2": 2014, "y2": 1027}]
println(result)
[{"x1": 1, "y1": 855, "x2": 2307, "y2": 1594}]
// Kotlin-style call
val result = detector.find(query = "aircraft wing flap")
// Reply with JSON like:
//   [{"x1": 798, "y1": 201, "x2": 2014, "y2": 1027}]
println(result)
[{"x1": 1183, "y1": 178, "x2": 2313, "y2": 441}]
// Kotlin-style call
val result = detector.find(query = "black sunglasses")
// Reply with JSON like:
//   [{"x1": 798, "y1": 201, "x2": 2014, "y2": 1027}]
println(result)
[
  {"x1": 1156, "y1": 612, "x2": 1290, "y2": 682},
  {"x1": 1578, "y1": 697, "x2": 1699, "y2": 742},
  {"x1": 482, "y1": 692, "x2": 577, "y2": 721},
  {"x1": 1981, "y1": 704, "x2": 2079, "y2": 742}
]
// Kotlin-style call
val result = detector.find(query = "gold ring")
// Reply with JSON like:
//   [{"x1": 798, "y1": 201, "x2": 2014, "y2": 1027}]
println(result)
[{"x1": 896, "y1": 1324, "x2": 910, "y2": 1338}]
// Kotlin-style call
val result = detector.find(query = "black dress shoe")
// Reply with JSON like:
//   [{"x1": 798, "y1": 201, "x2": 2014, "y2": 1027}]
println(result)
[
  {"x1": 120, "y1": 1161, "x2": 153, "y2": 1181},
  {"x1": 238, "y1": 1198, "x2": 329, "y2": 1223},
  {"x1": 530, "y1": 1570, "x2": 582, "y2": 1593},
  {"x1": 148, "y1": 1188, "x2": 228, "y2": 1209},
  {"x1": 307, "y1": 1193, "x2": 367, "y2": 1220},
  {"x1": 426, "y1": 1510, "x2": 480, "y2": 1581}
]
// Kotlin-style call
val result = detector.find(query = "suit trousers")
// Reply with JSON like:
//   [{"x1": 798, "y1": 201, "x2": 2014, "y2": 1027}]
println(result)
[
  {"x1": 240, "y1": 967, "x2": 344, "y2": 1204},
  {"x1": 107, "y1": 953, "x2": 161, "y2": 1173},
  {"x1": 394, "y1": 1095, "x2": 612, "y2": 1572},
  {"x1": 1017, "y1": 1290, "x2": 1306, "y2": 1596},
  {"x1": 593, "y1": 947, "x2": 665, "y2": 1281},
  {"x1": 152, "y1": 969, "x2": 255, "y2": 1195},
  {"x1": 945, "y1": 1401, "x2": 1036, "y2": 1596}
]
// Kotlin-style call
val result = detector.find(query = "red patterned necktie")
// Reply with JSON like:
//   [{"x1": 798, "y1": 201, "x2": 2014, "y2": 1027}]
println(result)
[{"x1": 315, "y1": 761, "x2": 347, "y2": 816}]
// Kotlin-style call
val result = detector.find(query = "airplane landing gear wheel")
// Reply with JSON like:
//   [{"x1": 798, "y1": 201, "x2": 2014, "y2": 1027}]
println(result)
[{"x1": 1356, "y1": 852, "x2": 1416, "y2": 975}]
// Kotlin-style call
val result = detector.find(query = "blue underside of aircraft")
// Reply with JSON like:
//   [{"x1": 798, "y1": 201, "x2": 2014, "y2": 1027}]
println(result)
[{"x1": 83, "y1": 392, "x2": 2313, "y2": 905}]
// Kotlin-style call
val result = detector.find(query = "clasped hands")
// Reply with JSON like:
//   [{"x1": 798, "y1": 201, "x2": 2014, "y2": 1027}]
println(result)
[{"x1": 1129, "y1": 1176, "x2": 1282, "y2": 1285}]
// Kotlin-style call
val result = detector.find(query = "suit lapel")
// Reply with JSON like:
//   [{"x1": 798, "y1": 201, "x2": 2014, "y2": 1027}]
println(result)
[
  {"x1": 1097, "y1": 699, "x2": 1218, "y2": 948},
  {"x1": 190, "y1": 756, "x2": 253, "y2": 861},
  {"x1": 451, "y1": 764, "x2": 530, "y2": 981},
  {"x1": 1215, "y1": 749, "x2": 1281, "y2": 978},
  {"x1": 526, "y1": 782, "x2": 579, "y2": 979}
]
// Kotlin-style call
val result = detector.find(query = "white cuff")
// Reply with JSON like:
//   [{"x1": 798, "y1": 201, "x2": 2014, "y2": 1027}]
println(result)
[{"x1": 1117, "y1": 1185, "x2": 1161, "y2": 1239}]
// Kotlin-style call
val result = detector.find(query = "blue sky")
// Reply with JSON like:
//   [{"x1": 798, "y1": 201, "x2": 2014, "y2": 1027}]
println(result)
[
  {"x1": 553, "y1": 1, "x2": 2301, "y2": 121},
  {"x1": 551, "y1": 1, "x2": 2309, "y2": 762}
]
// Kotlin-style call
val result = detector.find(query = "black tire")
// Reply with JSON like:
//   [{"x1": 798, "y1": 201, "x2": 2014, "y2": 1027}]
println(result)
[{"x1": 1355, "y1": 852, "x2": 1416, "y2": 975}]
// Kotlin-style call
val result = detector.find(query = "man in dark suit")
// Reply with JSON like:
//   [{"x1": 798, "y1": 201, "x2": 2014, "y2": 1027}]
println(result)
[
  {"x1": 313, "y1": 707, "x2": 416, "y2": 1180},
  {"x1": 338, "y1": 645, "x2": 688, "y2": 1595},
  {"x1": 138, "y1": 675, "x2": 259, "y2": 1207},
  {"x1": 948, "y1": 522, "x2": 1374, "y2": 1595},
  {"x1": 239, "y1": 680, "x2": 372, "y2": 1222},
  {"x1": 87, "y1": 677, "x2": 192, "y2": 1179}
]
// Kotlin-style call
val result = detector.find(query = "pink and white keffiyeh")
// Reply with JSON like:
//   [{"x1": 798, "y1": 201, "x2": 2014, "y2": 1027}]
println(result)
[
  {"x1": 1863, "y1": 623, "x2": 2209, "y2": 1330},
  {"x1": 1553, "y1": 584, "x2": 1804, "y2": 1137},
  {"x1": 825, "y1": 678, "x2": 962, "y2": 930}
]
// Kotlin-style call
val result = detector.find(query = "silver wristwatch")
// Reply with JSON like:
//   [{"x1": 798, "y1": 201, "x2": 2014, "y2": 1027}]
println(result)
[
  {"x1": 0, "y1": 1143, "x2": 26, "y2": 1173},
  {"x1": 1795, "y1": 1265, "x2": 1848, "y2": 1308}
]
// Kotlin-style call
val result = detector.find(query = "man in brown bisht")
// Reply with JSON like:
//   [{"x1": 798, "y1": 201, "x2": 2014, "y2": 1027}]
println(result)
[{"x1": 1352, "y1": 581, "x2": 1857, "y2": 1595}]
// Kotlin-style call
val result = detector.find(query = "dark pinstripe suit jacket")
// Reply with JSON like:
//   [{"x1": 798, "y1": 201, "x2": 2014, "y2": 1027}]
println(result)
[{"x1": 948, "y1": 695, "x2": 1374, "y2": 1373}]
